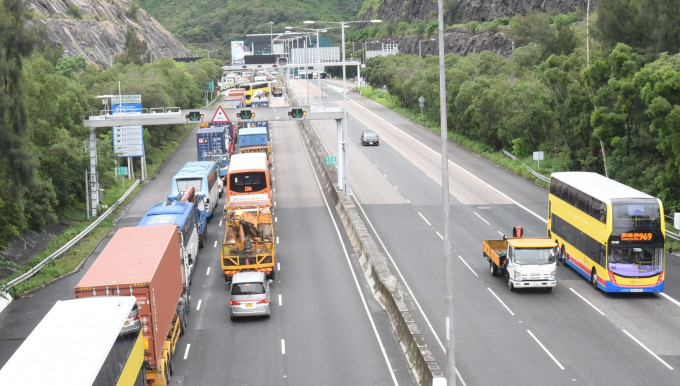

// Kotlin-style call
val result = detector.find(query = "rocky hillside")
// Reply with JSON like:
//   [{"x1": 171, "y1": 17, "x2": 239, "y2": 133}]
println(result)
[
  {"x1": 27, "y1": 0, "x2": 191, "y2": 67},
  {"x1": 362, "y1": 0, "x2": 593, "y2": 24}
]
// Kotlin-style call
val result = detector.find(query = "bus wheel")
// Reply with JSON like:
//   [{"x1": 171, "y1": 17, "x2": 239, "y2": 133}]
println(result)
[
  {"x1": 591, "y1": 269, "x2": 599, "y2": 290},
  {"x1": 489, "y1": 260, "x2": 498, "y2": 276},
  {"x1": 560, "y1": 245, "x2": 567, "y2": 266}
]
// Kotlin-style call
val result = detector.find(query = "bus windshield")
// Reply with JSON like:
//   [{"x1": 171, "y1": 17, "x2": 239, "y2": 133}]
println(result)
[
  {"x1": 608, "y1": 246, "x2": 663, "y2": 277},
  {"x1": 514, "y1": 248, "x2": 557, "y2": 265},
  {"x1": 229, "y1": 172, "x2": 267, "y2": 193},
  {"x1": 176, "y1": 178, "x2": 202, "y2": 194},
  {"x1": 612, "y1": 201, "x2": 661, "y2": 230}
]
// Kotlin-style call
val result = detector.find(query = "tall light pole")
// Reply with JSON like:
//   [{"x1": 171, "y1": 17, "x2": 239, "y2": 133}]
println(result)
[
  {"x1": 268, "y1": 21, "x2": 275, "y2": 53},
  {"x1": 304, "y1": 19, "x2": 381, "y2": 201}
]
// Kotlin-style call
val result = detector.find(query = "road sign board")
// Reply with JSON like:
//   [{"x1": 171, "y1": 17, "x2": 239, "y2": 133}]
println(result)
[
  {"x1": 111, "y1": 95, "x2": 141, "y2": 105},
  {"x1": 113, "y1": 126, "x2": 145, "y2": 157},
  {"x1": 211, "y1": 106, "x2": 231, "y2": 123},
  {"x1": 326, "y1": 156, "x2": 336, "y2": 166},
  {"x1": 117, "y1": 166, "x2": 129, "y2": 176}
]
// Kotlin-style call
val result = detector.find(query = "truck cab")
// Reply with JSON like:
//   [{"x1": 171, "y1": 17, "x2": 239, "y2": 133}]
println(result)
[{"x1": 483, "y1": 236, "x2": 557, "y2": 291}]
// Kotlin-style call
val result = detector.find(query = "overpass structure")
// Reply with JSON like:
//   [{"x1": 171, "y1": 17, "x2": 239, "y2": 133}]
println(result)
[{"x1": 83, "y1": 105, "x2": 344, "y2": 216}]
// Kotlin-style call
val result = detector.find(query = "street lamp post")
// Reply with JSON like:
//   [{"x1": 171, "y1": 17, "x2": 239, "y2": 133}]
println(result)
[
  {"x1": 268, "y1": 21, "x2": 275, "y2": 53},
  {"x1": 304, "y1": 19, "x2": 381, "y2": 202}
]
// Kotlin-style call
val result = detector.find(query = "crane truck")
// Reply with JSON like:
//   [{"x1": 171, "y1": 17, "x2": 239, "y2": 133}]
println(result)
[
  {"x1": 74, "y1": 225, "x2": 188, "y2": 385},
  {"x1": 483, "y1": 226, "x2": 558, "y2": 291},
  {"x1": 221, "y1": 200, "x2": 275, "y2": 281}
]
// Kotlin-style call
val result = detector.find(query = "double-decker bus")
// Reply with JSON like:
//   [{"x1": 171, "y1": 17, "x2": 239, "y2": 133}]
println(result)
[
  {"x1": 171, "y1": 161, "x2": 222, "y2": 218},
  {"x1": 226, "y1": 153, "x2": 271, "y2": 205},
  {"x1": 0, "y1": 296, "x2": 145, "y2": 385},
  {"x1": 138, "y1": 200, "x2": 200, "y2": 282},
  {"x1": 242, "y1": 81, "x2": 270, "y2": 106},
  {"x1": 547, "y1": 172, "x2": 665, "y2": 292}
]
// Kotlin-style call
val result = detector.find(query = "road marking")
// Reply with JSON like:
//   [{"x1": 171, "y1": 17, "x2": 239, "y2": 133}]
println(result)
[
  {"x1": 183, "y1": 344, "x2": 191, "y2": 360},
  {"x1": 458, "y1": 255, "x2": 478, "y2": 277},
  {"x1": 281, "y1": 339, "x2": 286, "y2": 355},
  {"x1": 206, "y1": 267, "x2": 210, "y2": 276},
  {"x1": 497, "y1": 230, "x2": 504, "y2": 237},
  {"x1": 661, "y1": 292, "x2": 680, "y2": 308},
  {"x1": 196, "y1": 299, "x2": 202, "y2": 311},
  {"x1": 219, "y1": 219, "x2": 223, "y2": 226},
  {"x1": 527, "y1": 330, "x2": 565, "y2": 370},
  {"x1": 275, "y1": 216, "x2": 278, "y2": 223},
  {"x1": 623, "y1": 330, "x2": 673, "y2": 370},
  {"x1": 279, "y1": 294, "x2": 282, "y2": 306},
  {"x1": 436, "y1": 231, "x2": 443, "y2": 240},
  {"x1": 487, "y1": 288, "x2": 515, "y2": 316},
  {"x1": 213, "y1": 240, "x2": 218, "y2": 248},
  {"x1": 276, "y1": 236, "x2": 279, "y2": 244},
  {"x1": 349, "y1": 98, "x2": 546, "y2": 223},
  {"x1": 277, "y1": 262, "x2": 280, "y2": 272},
  {"x1": 418, "y1": 212, "x2": 431, "y2": 226},
  {"x1": 568, "y1": 288, "x2": 605, "y2": 316},
  {"x1": 474, "y1": 211, "x2": 490, "y2": 225},
  {"x1": 301, "y1": 132, "x2": 399, "y2": 385}
]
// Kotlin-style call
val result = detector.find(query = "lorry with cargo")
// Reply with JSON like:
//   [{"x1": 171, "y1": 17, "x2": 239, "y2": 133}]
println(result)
[
  {"x1": 237, "y1": 126, "x2": 269, "y2": 158},
  {"x1": 221, "y1": 200, "x2": 276, "y2": 281},
  {"x1": 74, "y1": 225, "x2": 188, "y2": 385},
  {"x1": 197, "y1": 126, "x2": 230, "y2": 179},
  {"x1": 482, "y1": 226, "x2": 558, "y2": 291}
]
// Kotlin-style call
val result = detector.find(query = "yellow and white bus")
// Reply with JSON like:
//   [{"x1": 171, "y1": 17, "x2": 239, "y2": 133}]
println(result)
[
  {"x1": 547, "y1": 172, "x2": 665, "y2": 292},
  {"x1": 0, "y1": 296, "x2": 146, "y2": 385},
  {"x1": 242, "y1": 81, "x2": 270, "y2": 106}
]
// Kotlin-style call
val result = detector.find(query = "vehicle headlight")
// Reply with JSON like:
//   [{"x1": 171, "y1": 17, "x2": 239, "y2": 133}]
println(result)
[
  {"x1": 514, "y1": 271, "x2": 522, "y2": 281},
  {"x1": 550, "y1": 270, "x2": 556, "y2": 280}
]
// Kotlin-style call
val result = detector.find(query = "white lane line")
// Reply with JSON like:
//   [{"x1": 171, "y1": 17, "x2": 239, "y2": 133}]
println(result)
[
  {"x1": 276, "y1": 236, "x2": 279, "y2": 244},
  {"x1": 206, "y1": 267, "x2": 210, "y2": 276},
  {"x1": 277, "y1": 262, "x2": 280, "y2": 272},
  {"x1": 213, "y1": 240, "x2": 218, "y2": 248},
  {"x1": 436, "y1": 231, "x2": 443, "y2": 240},
  {"x1": 349, "y1": 98, "x2": 547, "y2": 223},
  {"x1": 497, "y1": 230, "x2": 504, "y2": 237},
  {"x1": 458, "y1": 255, "x2": 478, "y2": 277},
  {"x1": 661, "y1": 292, "x2": 680, "y2": 308},
  {"x1": 418, "y1": 212, "x2": 431, "y2": 226},
  {"x1": 527, "y1": 330, "x2": 565, "y2": 370},
  {"x1": 183, "y1": 344, "x2": 191, "y2": 360},
  {"x1": 623, "y1": 330, "x2": 673, "y2": 370},
  {"x1": 196, "y1": 299, "x2": 202, "y2": 311},
  {"x1": 487, "y1": 288, "x2": 515, "y2": 316},
  {"x1": 394, "y1": 185, "x2": 399, "y2": 190},
  {"x1": 278, "y1": 294, "x2": 282, "y2": 306},
  {"x1": 568, "y1": 288, "x2": 605, "y2": 316},
  {"x1": 301, "y1": 132, "x2": 399, "y2": 385},
  {"x1": 281, "y1": 339, "x2": 286, "y2": 355},
  {"x1": 474, "y1": 211, "x2": 490, "y2": 226},
  {"x1": 406, "y1": 199, "x2": 411, "y2": 204},
  {"x1": 219, "y1": 219, "x2": 223, "y2": 226},
  {"x1": 275, "y1": 216, "x2": 278, "y2": 223}
]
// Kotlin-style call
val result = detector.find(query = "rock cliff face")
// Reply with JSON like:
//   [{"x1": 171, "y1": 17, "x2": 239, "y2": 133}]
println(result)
[
  {"x1": 361, "y1": 0, "x2": 594, "y2": 58},
  {"x1": 362, "y1": 0, "x2": 593, "y2": 24},
  {"x1": 28, "y1": 0, "x2": 191, "y2": 68}
]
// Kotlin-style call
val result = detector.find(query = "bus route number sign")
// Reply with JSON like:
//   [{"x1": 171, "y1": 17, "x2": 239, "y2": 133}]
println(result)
[
  {"x1": 117, "y1": 166, "x2": 129, "y2": 176},
  {"x1": 326, "y1": 156, "x2": 336, "y2": 166}
]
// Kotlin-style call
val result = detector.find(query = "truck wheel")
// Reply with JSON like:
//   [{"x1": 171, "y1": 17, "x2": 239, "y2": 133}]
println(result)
[
  {"x1": 269, "y1": 269, "x2": 276, "y2": 281},
  {"x1": 489, "y1": 261, "x2": 498, "y2": 276},
  {"x1": 506, "y1": 273, "x2": 515, "y2": 292},
  {"x1": 591, "y1": 269, "x2": 599, "y2": 290}
]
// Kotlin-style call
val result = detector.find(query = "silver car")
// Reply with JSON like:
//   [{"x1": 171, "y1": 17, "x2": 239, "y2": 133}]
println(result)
[{"x1": 229, "y1": 271, "x2": 272, "y2": 320}]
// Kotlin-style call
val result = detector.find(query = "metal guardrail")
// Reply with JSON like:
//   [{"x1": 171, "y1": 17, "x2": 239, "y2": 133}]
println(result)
[
  {"x1": 4, "y1": 179, "x2": 141, "y2": 290},
  {"x1": 503, "y1": 150, "x2": 680, "y2": 242}
]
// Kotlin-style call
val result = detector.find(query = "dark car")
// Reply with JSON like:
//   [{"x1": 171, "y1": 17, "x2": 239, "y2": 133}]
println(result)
[
  {"x1": 360, "y1": 130, "x2": 379, "y2": 146},
  {"x1": 272, "y1": 86, "x2": 283, "y2": 97}
]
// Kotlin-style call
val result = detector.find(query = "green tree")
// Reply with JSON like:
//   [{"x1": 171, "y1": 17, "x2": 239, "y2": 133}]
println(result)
[{"x1": 116, "y1": 25, "x2": 149, "y2": 66}]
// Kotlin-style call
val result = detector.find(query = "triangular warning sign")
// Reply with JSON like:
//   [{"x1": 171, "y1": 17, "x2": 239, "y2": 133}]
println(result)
[{"x1": 211, "y1": 106, "x2": 231, "y2": 123}]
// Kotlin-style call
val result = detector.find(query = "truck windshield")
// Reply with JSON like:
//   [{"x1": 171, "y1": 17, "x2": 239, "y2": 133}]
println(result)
[{"x1": 514, "y1": 248, "x2": 556, "y2": 265}]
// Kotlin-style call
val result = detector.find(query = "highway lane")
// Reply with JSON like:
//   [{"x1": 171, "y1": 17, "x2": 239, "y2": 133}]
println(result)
[
  {"x1": 293, "y1": 78, "x2": 680, "y2": 384},
  {"x1": 0, "y1": 92, "x2": 413, "y2": 384}
]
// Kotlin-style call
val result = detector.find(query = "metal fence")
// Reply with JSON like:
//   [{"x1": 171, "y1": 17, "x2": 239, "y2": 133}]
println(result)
[{"x1": 4, "y1": 179, "x2": 141, "y2": 290}]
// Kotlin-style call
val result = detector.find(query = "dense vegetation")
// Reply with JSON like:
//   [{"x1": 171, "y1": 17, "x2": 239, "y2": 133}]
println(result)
[
  {"x1": 138, "y1": 0, "x2": 359, "y2": 57},
  {"x1": 361, "y1": 2, "x2": 680, "y2": 215},
  {"x1": 0, "y1": 0, "x2": 222, "y2": 254}
]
